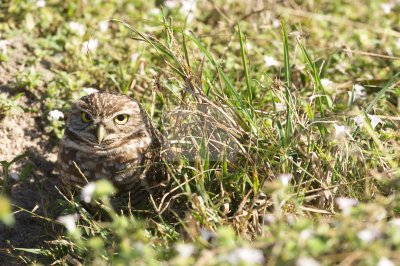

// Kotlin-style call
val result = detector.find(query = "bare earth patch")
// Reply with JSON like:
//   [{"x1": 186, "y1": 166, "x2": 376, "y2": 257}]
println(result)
[{"x1": 0, "y1": 37, "x2": 62, "y2": 264}]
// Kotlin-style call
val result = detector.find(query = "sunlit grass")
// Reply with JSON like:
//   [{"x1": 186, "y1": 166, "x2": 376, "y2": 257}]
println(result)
[{"x1": 1, "y1": 0, "x2": 400, "y2": 265}]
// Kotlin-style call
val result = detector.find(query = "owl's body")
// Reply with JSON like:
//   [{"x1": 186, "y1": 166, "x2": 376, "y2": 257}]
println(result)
[{"x1": 57, "y1": 92, "x2": 165, "y2": 206}]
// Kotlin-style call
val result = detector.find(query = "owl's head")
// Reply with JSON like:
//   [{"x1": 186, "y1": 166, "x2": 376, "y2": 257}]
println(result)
[{"x1": 65, "y1": 92, "x2": 149, "y2": 147}]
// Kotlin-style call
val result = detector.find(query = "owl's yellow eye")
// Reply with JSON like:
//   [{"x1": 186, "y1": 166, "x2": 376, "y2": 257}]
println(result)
[
  {"x1": 81, "y1": 112, "x2": 92, "y2": 123},
  {"x1": 114, "y1": 114, "x2": 129, "y2": 125}
]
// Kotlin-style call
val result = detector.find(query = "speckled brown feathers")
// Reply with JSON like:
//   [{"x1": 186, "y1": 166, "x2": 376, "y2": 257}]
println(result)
[{"x1": 57, "y1": 92, "x2": 166, "y2": 207}]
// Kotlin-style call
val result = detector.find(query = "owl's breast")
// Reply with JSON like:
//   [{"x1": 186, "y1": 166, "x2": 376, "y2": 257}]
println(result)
[{"x1": 57, "y1": 139, "x2": 149, "y2": 192}]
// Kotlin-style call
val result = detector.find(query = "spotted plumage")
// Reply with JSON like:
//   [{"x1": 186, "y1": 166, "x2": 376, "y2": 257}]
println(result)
[{"x1": 57, "y1": 92, "x2": 166, "y2": 207}]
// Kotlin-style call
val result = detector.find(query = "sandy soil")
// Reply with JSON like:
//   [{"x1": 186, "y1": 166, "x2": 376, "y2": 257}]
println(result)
[{"x1": 0, "y1": 36, "x2": 63, "y2": 264}]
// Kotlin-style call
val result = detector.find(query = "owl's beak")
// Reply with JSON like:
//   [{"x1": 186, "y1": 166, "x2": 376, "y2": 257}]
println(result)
[{"x1": 97, "y1": 124, "x2": 106, "y2": 144}]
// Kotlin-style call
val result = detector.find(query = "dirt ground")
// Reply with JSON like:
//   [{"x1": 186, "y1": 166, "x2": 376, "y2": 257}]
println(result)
[{"x1": 0, "y1": 37, "x2": 64, "y2": 264}]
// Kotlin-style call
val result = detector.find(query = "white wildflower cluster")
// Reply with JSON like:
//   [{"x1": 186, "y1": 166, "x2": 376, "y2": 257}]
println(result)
[
  {"x1": 82, "y1": 39, "x2": 99, "y2": 54},
  {"x1": 48, "y1": 109, "x2": 64, "y2": 121},
  {"x1": 68, "y1": 21, "x2": 86, "y2": 36},
  {"x1": 263, "y1": 55, "x2": 280, "y2": 67},
  {"x1": 57, "y1": 213, "x2": 78, "y2": 232},
  {"x1": 83, "y1": 87, "x2": 99, "y2": 95},
  {"x1": 219, "y1": 247, "x2": 264, "y2": 265}
]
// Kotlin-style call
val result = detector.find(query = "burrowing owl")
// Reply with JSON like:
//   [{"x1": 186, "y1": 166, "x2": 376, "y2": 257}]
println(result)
[{"x1": 57, "y1": 92, "x2": 165, "y2": 207}]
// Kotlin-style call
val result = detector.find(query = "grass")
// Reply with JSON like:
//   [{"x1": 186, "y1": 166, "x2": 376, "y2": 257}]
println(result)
[{"x1": 1, "y1": 0, "x2": 400, "y2": 265}]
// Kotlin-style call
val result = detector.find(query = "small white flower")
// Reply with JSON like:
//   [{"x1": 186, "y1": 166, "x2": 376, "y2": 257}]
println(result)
[
  {"x1": 334, "y1": 124, "x2": 349, "y2": 140},
  {"x1": 353, "y1": 115, "x2": 365, "y2": 127},
  {"x1": 57, "y1": 214, "x2": 78, "y2": 232},
  {"x1": 275, "y1": 102, "x2": 286, "y2": 112},
  {"x1": 164, "y1": 0, "x2": 179, "y2": 8},
  {"x1": 378, "y1": 257, "x2": 395, "y2": 266},
  {"x1": 99, "y1": 21, "x2": 109, "y2": 32},
  {"x1": 175, "y1": 243, "x2": 195, "y2": 258},
  {"x1": 131, "y1": 53, "x2": 140, "y2": 63},
  {"x1": 336, "y1": 197, "x2": 358, "y2": 215},
  {"x1": 263, "y1": 214, "x2": 276, "y2": 224},
  {"x1": 48, "y1": 109, "x2": 64, "y2": 121},
  {"x1": 374, "y1": 208, "x2": 387, "y2": 221},
  {"x1": 0, "y1": 40, "x2": 10, "y2": 54},
  {"x1": 354, "y1": 114, "x2": 383, "y2": 129},
  {"x1": 83, "y1": 87, "x2": 98, "y2": 95},
  {"x1": 278, "y1": 174, "x2": 292, "y2": 186},
  {"x1": 68, "y1": 21, "x2": 86, "y2": 36},
  {"x1": 263, "y1": 55, "x2": 280, "y2": 67},
  {"x1": 36, "y1": 0, "x2": 46, "y2": 8},
  {"x1": 81, "y1": 182, "x2": 96, "y2": 203},
  {"x1": 10, "y1": 172, "x2": 19, "y2": 181},
  {"x1": 349, "y1": 84, "x2": 367, "y2": 101},
  {"x1": 296, "y1": 257, "x2": 321, "y2": 266},
  {"x1": 133, "y1": 242, "x2": 144, "y2": 251},
  {"x1": 299, "y1": 229, "x2": 313, "y2": 241},
  {"x1": 200, "y1": 228, "x2": 215, "y2": 242},
  {"x1": 246, "y1": 42, "x2": 252, "y2": 51},
  {"x1": 186, "y1": 10, "x2": 195, "y2": 22},
  {"x1": 149, "y1": 8, "x2": 161, "y2": 15},
  {"x1": 81, "y1": 39, "x2": 99, "y2": 54},
  {"x1": 290, "y1": 31, "x2": 303, "y2": 41},
  {"x1": 396, "y1": 38, "x2": 400, "y2": 50},
  {"x1": 389, "y1": 218, "x2": 400, "y2": 228},
  {"x1": 181, "y1": 0, "x2": 196, "y2": 14},
  {"x1": 285, "y1": 213, "x2": 296, "y2": 224},
  {"x1": 381, "y1": 3, "x2": 393, "y2": 14},
  {"x1": 320, "y1": 78, "x2": 333, "y2": 89},
  {"x1": 368, "y1": 115, "x2": 383, "y2": 129},
  {"x1": 272, "y1": 19, "x2": 281, "y2": 28},
  {"x1": 357, "y1": 228, "x2": 380, "y2": 243},
  {"x1": 221, "y1": 247, "x2": 264, "y2": 265}
]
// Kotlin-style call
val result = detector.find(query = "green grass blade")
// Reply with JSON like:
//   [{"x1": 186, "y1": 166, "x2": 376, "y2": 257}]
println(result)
[
  {"x1": 238, "y1": 23, "x2": 253, "y2": 105},
  {"x1": 281, "y1": 19, "x2": 291, "y2": 89},
  {"x1": 366, "y1": 71, "x2": 400, "y2": 113},
  {"x1": 281, "y1": 19, "x2": 293, "y2": 147}
]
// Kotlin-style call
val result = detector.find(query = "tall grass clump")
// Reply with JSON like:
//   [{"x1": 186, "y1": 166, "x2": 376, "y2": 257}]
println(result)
[{"x1": 34, "y1": 18, "x2": 399, "y2": 265}]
